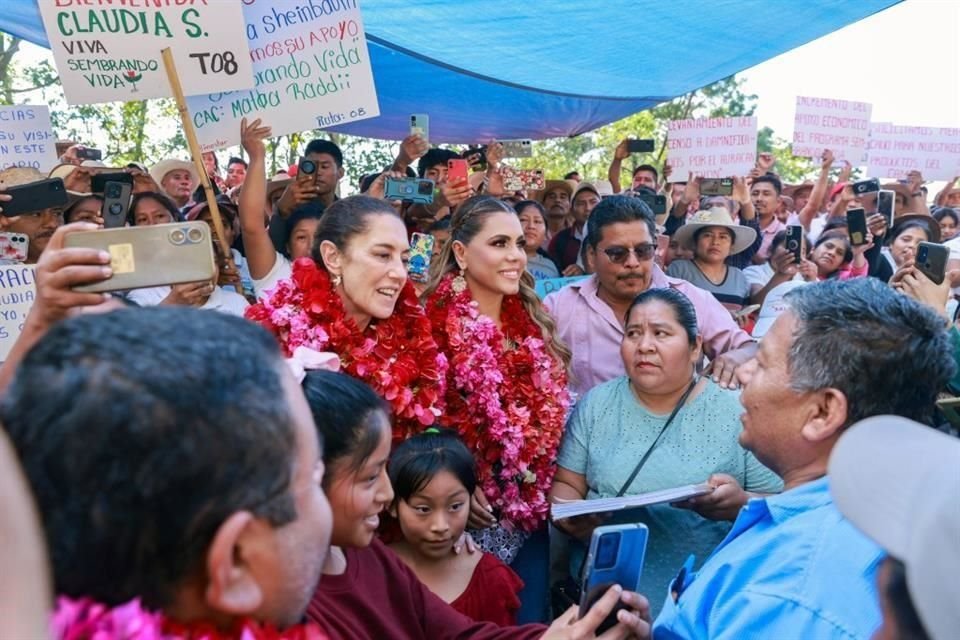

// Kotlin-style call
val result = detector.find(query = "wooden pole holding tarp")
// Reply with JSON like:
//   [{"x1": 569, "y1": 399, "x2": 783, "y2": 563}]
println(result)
[{"x1": 160, "y1": 47, "x2": 241, "y2": 294}]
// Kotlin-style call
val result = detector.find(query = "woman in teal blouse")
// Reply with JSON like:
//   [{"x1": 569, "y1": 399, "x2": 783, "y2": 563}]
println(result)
[{"x1": 550, "y1": 287, "x2": 781, "y2": 614}]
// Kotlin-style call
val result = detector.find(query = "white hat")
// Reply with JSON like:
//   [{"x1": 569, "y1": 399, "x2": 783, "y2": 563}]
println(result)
[
  {"x1": 149, "y1": 158, "x2": 199, "y2": 190},
  {"x1": 574, "y1": 180, "x2": 614, "y2": 199},
  {"x1": 829, "y1": 416, "x2": 960, "y2": 640},
  {"x1": 673, "y1": 208, "x2": 758, "y2": 256},
  {"x1": 751, "y1": 280, "x2": 807, "y2": 338}
]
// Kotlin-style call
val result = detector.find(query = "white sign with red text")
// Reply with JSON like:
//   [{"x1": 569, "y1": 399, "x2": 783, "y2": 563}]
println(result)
[
  {"x1": 666, "y1": 117, "x2": 758, "y2": 181},
  {"x1": 792, "y1": 96, "x2": 871, "y2": 163},
  {"x1": 867, "y1": 123, "x2": 960, "y2": 181},
  {"x1": 186, "y1": 0, "x2": 380, "y2": 151}
]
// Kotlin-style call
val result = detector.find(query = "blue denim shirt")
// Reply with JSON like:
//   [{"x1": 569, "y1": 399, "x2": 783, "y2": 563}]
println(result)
[{"x1": 653, "y1": 477, "x2": 883, "y2": 640}]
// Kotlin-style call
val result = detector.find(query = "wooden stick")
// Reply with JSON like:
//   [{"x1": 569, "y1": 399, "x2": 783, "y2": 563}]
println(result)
[{"x1": 160, "y1": 47, "x2": 241, "y2": 292}]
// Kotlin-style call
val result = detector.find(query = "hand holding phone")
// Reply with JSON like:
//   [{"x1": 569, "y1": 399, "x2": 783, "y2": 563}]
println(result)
[
  {"x1": 786, "y1": 225, "x2": 805, "y2": 264},
  {"x1": 579, "y1": 524, "x2": 648, "y2": 634},
  {"x1": 410, "y1": 114, "x2": 429, "y2": 146},
  {"x1": 846, "y1": 208, "x2": 868, "y2": 246},
  {"x1": 1, "y1": 178, "x2": 68, "y2": 217},
  {"x1": 447, "y1": 159, "x2": 469, "y2": 185},
  {"x1": 626, "y1": 139, "x2": 655, "y2": 154},
  {"x1": 916, "y1": 242, "x2": 949, "y2": 285}
]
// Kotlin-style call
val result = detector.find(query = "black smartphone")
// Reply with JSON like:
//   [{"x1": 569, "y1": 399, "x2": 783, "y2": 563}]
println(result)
[
  {"x1": 852, "y1": 178, "x2": 880, "y2": 196},
  {"x1": 786, "y1": 225, "x2": 805, "y2": 264},
  {"x1": 847, "y1": 208, "x2": 868, "y2": 246},
  {"x1": 91, "y1": 171, "x2": 133, "y2": 194},
  {"x1": 700, "y1": 178, "x2": 734, "y2": 197},
  {"x1": 877, "y1": 189, "x2": 895, "y2": 227},
  {"x1": 77, "y1": 148, "x2": 103, "y2": 161},
  {"x1": 916, "y1": 241, "x2": 949, "y2": 285},
  {"x1": 637, "y1": 192, "x2": 667, "y2": 216},
  {"x1": 2, "y1": 178, "x2": 68, "y2": 216},
  {"x1": 626, "y1": 139, "x2": 655, "y2": 154},
  {"x1": 101, "y1": 180, "x2": 133, "y2": 229}
]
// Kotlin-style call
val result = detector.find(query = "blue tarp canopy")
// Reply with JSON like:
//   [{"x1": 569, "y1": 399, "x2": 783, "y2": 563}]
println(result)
[{"x1": 2, "y1": 1, "x2": 900, "y2": 143}]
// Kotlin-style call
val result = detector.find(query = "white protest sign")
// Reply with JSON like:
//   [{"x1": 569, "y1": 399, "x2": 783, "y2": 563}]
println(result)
[
  {"x1": 792, "y1": 96, "x2": 871, "y2": 162},
  {"x1": 666, "y1": 117, "x2": 757, "y2": 181},
  {"x1": 867, "y1": 123, "x2": 960, "y2": 181},
  {"x1": 37, "y1": 1, "x2": 254, "y2": 105},
  {"x1": 186, "y1": 0, "x2": 380, "y2": 151},
  {"x1": 0, "y1": 264, "x2": 36, "y2": 363},
  {"x1": 0, "y1": 106, "x2": 59, "y2": 172}
]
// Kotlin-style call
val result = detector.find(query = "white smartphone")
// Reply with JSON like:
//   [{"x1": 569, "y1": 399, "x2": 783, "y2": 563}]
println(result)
[{"x1": 410, "y1": 114, "x2": 429, "y2": 146}]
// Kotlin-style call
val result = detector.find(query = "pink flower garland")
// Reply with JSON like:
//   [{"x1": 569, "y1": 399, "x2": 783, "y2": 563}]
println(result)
[{"x1": 426, "y1": 273, "x2": 570, "y2": 532}]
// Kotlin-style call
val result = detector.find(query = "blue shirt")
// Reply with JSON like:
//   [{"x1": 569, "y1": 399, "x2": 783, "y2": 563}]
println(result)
[{"x1": 653, "y1": 477, "x2": 883, "y2": 640}]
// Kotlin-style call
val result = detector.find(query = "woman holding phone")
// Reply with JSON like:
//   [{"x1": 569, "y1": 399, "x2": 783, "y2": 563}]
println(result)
[{"x1": 422, "y1": 195, "x2": 571, "y2": 622}]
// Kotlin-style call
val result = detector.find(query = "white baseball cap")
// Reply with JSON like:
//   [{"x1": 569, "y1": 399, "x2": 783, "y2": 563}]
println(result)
[
  {"x1": 829, "y1": 415, "x2": 960, "y2": 640},
  {"x1": 751, "y1": 280, "x2": 807, "y2": 338}
]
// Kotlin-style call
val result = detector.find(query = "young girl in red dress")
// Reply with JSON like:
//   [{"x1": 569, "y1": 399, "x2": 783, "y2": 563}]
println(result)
[{"x1": 388, "y1": 429, "x2": 524, "y2": 625}]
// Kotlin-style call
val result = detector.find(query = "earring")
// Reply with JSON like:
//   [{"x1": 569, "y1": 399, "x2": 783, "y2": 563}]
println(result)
[
  {"x1": 452, "y1": 267, "x2": 467, "y2": 294},
  {"x1": 331, "y1": 273, "x2": 342, "y2": 288}
]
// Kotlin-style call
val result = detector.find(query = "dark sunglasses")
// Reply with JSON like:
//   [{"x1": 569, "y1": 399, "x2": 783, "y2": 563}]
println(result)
[{"x1": 602, "y1": 243, "x2": 656, "y2": 264}]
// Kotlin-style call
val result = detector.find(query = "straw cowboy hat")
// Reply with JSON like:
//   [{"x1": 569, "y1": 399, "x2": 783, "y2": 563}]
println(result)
[
  {"x1": 149, "y1": 158, "x2": 200, "y2": 190},
  {"x1": 673, "y1": 207, "x2": 758, "y2": 255},
  {"x1": 0, "y1": 166, "x2": 46, "y2": 189}
]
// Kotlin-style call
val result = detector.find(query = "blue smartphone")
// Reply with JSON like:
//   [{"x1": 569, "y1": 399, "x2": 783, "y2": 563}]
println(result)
[
  {"x1": 407, "y1": 232, "x2": 435, "y2": 283},
  {"x1": 579, "y1": 524, "x2": 648, "y2": 632}
]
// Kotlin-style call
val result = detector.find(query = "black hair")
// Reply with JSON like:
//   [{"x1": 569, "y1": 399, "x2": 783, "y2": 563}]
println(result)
[
  {"x1": 586, "y1": 195, "x2": 656, "y2": 249},
  {"x1": 359, "y1": 172, "x2": 379, "y2": 193},
  {"x1": 769, "y1": 229, "x2": 788, "y2": 255},
  {"x1": 63, "y1": 195, "x2": 104, "y2": 224},
  {"x1": 417, "y1": 148, "x2": 460, "y2": 178},
  {"x1": 883, "y1": 557, "x2": 930, "y2": 640},
  {"x1": 889, "y1": 220, "x2": 932, "y2": 243},
  {"x1": 822, "y1": 216, "x2": 849, "y2": 234},
  {"x1": 310, "y1": 195, "x2": 400, "y2": 266},
  {"x1": 301, "y1": 370, "x2": 389, "y2": 484},
  {"x1": 934, "y1": 207, "x2": 959, "y2": 227},
  {"x1": 129, "y1": 191, "x2": 183, "y2": 225},
  {"x1": 427, "y1": 217, "x2": 451, "y2": 233},
  {"x1": 692, "y1": 225, "x2": 736, "y2": 247},
  {"x1": 227, "y1": 156, "x2": 248, "y2": 169},
  {"x1": 515, "y1": 199, "x2": 547, "y2": 224},
  {"x1": 752, "y1": 174, "x2": 783, "y2": 195},
  {"x1": 0, "y1": 308, "x2": 298, "y2": 609},
  {"x1": 625, "y1": 287, "x2": 699, "y2": 346},
  {"x1": 564, "y1": 171, "x2": 581, "y2": 180},
  {"x1": 632, "y1": 164, "x2": 659, "y2": 183},
  {"x1": 304, "y1": 139, "x2": 344, "y2": 168},
  {"x1": 813, "y1": 230, "x2": 854, "y2": 266},
  {"x1": 784, "y1": 278, "x2": 956, "y2": 426},
  {"x1": 389, "y1": 429, "x2": 477, "y2": 505}
]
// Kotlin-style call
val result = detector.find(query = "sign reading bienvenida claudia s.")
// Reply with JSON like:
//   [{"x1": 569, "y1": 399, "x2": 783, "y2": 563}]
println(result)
[{"x1": 38, "y1": 0, "x2": 255, "y2": 105}]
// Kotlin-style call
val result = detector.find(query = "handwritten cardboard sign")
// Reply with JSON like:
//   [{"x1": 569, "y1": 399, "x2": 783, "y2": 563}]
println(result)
[
  {"x1": 535, "y1": 275, "x2": 588, "y2": 299},
  {"x1": 792, "y1": 96, "x2": 871, "y2": 162},
  {"x1": 186, "y1": 0, "x2": 380, "y2": 151},
  {"x1": 0, "y1": 105, "x2": 59, "y2": 172},
  {"x1": 867, "y1": 123, "x2": 960, "y2": 181},
  {"x1": 0, "y1": 264, "x2": 36, "y2": 363},
  {"x1": 37, "y1": 0, "x2": 254, "y2": 105},
  {"x1": 666, "y1": 117, "x2": 758, "y2": 181}
]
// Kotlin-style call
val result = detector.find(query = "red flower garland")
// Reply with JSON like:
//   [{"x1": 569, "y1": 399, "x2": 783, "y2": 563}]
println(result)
[
  {"x1": 425, "y1": 273, "x2": 570, "y2": 532},
  {"x1": 246, "y1": 258, "x2": 446, "y2": 442}
]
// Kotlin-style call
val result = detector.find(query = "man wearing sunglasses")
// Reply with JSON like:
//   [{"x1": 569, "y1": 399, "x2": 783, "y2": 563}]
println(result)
[{"x1": 544, "y1": 195, "x2": 757, "y2": 398}]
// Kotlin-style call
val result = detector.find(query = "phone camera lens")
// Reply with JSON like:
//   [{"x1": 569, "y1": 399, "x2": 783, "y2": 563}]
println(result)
[
  {"x1": 107, "y1": 185, "x2": 121, "y2": 198},
  {"x1": 108, "y1": 203, "x2": 123, "y2": 215},
  {"x1": 595, "y1": 532, "x2": 621, "y2": 570},
  {"x1": 187, "y1": 227, "x2": 204, "y2": 243},
  {"x1": 300, "y1": 160, "x2": 316, "y2": 175},
  {"x1": 418, "y1": 181, "x2": 432, "y2": 195},
  {"x1": 170, "y1": 229, "x2": 186, "y2": 245}
]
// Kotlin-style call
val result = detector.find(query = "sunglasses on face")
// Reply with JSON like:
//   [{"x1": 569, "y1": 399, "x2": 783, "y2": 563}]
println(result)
[{"x1": 602, "y1": 243, "x2": 656, "y2": 264}]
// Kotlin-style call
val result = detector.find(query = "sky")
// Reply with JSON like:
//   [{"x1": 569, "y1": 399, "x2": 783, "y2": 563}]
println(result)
[{"x1": 740, "y1": 0, "x2": 959, "y2": 136}]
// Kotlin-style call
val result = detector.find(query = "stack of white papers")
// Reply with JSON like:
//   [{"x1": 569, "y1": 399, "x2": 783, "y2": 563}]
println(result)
[{"x1": 551, "y1": 483, "x2": 713, "y2": 520}]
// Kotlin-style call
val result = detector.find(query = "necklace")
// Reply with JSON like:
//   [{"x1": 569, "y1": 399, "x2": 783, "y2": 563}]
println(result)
[{"x1": 425, "y1": 272, "x2": 570, "y2": 532}]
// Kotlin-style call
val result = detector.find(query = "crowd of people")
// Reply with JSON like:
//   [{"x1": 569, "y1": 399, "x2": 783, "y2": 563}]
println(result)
[{"x1": 0, "y1": 116, "x2": 958, "y2": 640}]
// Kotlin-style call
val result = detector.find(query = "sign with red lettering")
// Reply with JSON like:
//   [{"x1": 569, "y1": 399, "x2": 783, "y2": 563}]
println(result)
[
  {"x1": 867, "y1": 123, "x2": 960, "y2": 181},
  {"x1": 792, "y1": 96, "x2": 871, "y2": 163},
  {"x1": 38, "y1": 0, "x2": 254, "y2": 105},
  {"x1": 186, "y1": 0, "x2": 379, "y2": 151},
  {"x1": 0, "y1": 105, "x2": 58, "y2": 172},
  {"x1": 666, "y1": 117, "x2": 758, "y2": 181}
]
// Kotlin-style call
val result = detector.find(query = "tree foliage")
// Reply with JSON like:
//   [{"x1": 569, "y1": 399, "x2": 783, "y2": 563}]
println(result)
[{"x1": 2, "y1": 39, "x2": 817, "y2": 188}]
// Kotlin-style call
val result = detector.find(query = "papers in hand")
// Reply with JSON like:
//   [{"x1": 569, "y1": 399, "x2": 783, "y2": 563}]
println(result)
[{"x1": 551, "y1": 483, "x2": 713, "y2": 521}]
